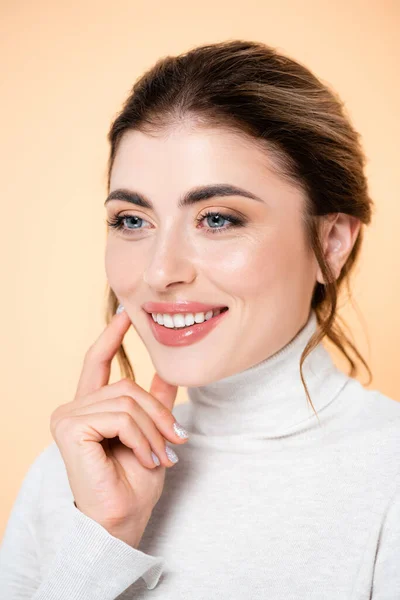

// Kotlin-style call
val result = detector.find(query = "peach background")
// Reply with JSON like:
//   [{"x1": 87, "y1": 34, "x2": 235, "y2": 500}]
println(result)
[{"x1": 1, "y1": 0, "x2": 399, "y2": 539}]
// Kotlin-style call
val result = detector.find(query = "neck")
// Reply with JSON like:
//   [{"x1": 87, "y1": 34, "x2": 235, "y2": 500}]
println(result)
[{"x1": 186, "y1": 309, "x2": 349, "y2": 442}]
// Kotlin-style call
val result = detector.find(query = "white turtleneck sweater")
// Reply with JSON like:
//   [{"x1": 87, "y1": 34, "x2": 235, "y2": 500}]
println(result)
[{"x1": 1, "y1": 310, "x2": 400, "y2": 599}]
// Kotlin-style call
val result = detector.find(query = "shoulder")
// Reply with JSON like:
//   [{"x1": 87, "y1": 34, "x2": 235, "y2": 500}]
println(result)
[
  {"x1": 337, "y1": 376, "x2": 400, "y2": 471},
  {"x1": 343, "y1": 377, "x2": 400, "y2": 429}
]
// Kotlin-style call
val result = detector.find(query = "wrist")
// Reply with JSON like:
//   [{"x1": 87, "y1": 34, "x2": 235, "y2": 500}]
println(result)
[
  {"x1": 102, "y1": 512, "x2": 152, "y2": 549},
  {"x1": 73, "y1": 499, "x2": 151, "y2": 549},
  {"x1": 105, "y1": 520, "x2": 147, "y2": 549}
]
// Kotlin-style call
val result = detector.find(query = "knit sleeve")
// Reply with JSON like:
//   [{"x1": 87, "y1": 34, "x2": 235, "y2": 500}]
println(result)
[
  {"x1": 0, "y1": 450, "x2": 165, "y2": 599},
  {"x1": 371, "y1": 484, "x2": 400, "y2": 599}
]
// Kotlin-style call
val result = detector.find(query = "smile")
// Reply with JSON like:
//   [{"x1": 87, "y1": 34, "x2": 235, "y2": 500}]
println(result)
[{"x1": 146, "y1": 307, "x2": 229, "y2": 347}]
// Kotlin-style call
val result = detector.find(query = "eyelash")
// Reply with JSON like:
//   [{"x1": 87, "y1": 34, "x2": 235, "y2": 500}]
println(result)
[{"x1": 106, "y1": 210, "x2": 246, "y2": 236}]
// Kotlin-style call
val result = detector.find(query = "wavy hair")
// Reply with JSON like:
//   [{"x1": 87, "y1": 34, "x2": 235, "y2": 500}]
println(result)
[{"x1": 103, "y1": 40, "x2": 374, "y2": 416}]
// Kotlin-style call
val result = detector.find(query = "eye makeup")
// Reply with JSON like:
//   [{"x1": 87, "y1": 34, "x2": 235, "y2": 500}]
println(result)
[{"x1": 106, "y1": 209, "x2": 248, "y2": 236}]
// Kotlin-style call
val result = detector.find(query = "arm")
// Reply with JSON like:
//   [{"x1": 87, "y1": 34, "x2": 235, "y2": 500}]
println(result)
[
  {"x1": 371, "y1": 485, "x2": 400, "y2": 599},
  {"x1": 0, "y1": 450, "x2": 164, "y2": 599}
]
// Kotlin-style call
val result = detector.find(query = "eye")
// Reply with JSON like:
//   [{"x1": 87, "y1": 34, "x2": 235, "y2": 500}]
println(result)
[
  {"x1": 106, "y1": 214, "x2": 151, "y2": 235},
  {"x1": 106, "y1": 210, "x2": 247, "y2": 236},
  {"x1": 195, "y1": 210, "x2": 245, "y2": 234}
]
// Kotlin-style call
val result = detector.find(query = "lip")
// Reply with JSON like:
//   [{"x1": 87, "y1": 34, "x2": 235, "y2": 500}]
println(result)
[
  {"x1": 146, "y1": 308, "x2": 229, "y2": 347},
  {"x1": 142, "y1": 301, "x2": 228, "y2": 315}
]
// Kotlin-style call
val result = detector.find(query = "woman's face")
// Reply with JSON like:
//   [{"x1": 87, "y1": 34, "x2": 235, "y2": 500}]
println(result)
[{"x1": 105, "y1": 126, "x2": 319, "y2": 387}]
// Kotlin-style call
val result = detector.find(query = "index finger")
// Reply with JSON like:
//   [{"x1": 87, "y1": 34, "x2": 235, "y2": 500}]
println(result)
[{"x1": 74, "y1": 308, "x2": 132, "y2": 399}]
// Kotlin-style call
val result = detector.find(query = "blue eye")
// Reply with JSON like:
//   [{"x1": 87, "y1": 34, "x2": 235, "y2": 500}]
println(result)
[
  {"x1": 106, "y1": 210, "x2": 246, "y2": 236},
  {"x1": 195, "y1": 210, "x2": 245, "y2": 233},
  {"x1": 106, "y1": 214, "x2": 148, "y2": 233}
]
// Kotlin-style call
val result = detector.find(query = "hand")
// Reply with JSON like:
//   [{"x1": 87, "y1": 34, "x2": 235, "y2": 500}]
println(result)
[{"x1": 49, "y1": 308, "x2": 188, "y2": 548}]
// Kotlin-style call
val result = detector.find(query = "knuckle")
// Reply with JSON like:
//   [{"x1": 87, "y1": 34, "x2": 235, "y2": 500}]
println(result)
[
  {"x1": 52, "y1": 415, "x2": 73, "y2": 439},
  {"x1": 50, "y1": 407, "x2": 60, "y2": 424},
  {"x1": 49, "y1": 415, "x2": 57, "y2": 436},
  {"x1": 84, "y1": 343, "x2": 106, "y2": 364},
  {"x1": 119, "y1": 377, "x2": 136, "y2": 395},
  {"x1": 84, "y1": 343, "x2": 97, "y2": 361},
  {"x1": 49, "y1": 418, "x2": 56, "y2": 437},
  {"x1": 119, "y1": 411, "x2": 135, "y2": 429},
  {"x1": 50, "y1": 405, "x2": 67, "y2": 433},
  {"x1": 117, "y1": 395, "x2": 137, "y2": 413},
  {"x1": 154, "y1": 404, "x2": 172, "y2": 421}
]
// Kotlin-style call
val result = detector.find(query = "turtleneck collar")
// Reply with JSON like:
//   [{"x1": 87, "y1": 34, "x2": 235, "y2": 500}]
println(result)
[{"x1": 185, "y1": 309, "x2": 350, "y2": 446}]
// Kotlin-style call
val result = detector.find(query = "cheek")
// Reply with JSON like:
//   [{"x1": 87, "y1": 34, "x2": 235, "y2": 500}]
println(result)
[
  {"x1": 104, "y1": 241, "x2": 143, "y2": 292},
  {"x1": 201, "y1": 241, "x2": 278, "y2": 297},
  {"x1": 203, "y1": 230, "x2": 311, "y2": 299}
]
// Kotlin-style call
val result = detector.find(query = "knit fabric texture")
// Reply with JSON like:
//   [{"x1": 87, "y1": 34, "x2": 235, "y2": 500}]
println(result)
[{"x1": 1, "y1": 309, "x2": 400, "y2": 599}]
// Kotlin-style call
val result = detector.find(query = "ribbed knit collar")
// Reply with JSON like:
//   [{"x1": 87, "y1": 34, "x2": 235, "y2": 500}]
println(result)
[{"x1": 185, "y1": 309, "x2": 350, "y2": 448}]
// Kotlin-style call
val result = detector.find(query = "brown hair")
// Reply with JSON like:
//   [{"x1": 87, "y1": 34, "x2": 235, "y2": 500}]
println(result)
[{"x1": 104, "y1": 40, "x2": 374, "y2": 416}]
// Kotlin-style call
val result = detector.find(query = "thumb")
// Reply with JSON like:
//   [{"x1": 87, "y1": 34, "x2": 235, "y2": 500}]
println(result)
[{"x1": 149, "y1": 371, "x2": 179, "y2": 412}]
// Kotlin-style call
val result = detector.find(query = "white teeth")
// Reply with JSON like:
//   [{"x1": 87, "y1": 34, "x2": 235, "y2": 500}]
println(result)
[
  {"x1": 172, "y1": 314, "x2": 186, "y2": 328},
  {"x1": 184, "y1": 313, "x2": 195, "y2": 327},
  {"x1": 151, "y1": 309, "x2": 222, "y2": 329}
]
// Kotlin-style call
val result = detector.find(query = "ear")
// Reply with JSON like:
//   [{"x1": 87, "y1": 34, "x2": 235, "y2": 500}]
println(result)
[{"x1": 316, "y1": 213, "x2": 361, "y2": 284}]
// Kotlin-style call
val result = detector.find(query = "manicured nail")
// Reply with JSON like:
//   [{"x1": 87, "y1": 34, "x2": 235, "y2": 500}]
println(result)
[
  {"x1": 173, "y1": 421, "x2": 189, "y2": 439},
  {"x1": 151, "y1": 451, "x2": 160, "y2": 466},
  {"x1": 165, "y1": 445, "x2": 179, "y2": 464},
  {"x1": 116, "y1": 304, "x2": 125, "y2": 314}
]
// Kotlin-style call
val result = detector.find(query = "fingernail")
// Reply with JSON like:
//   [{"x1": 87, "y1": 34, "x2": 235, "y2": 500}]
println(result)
[
  {"x1": 173, "y1": 421, "x2": 189, "y2": 439},
  {"x1": 151, "y1": 451, "x2": 160, "y2": 466},
  {"x1": 116, "y1": 304, "x2": 125, "y2": 314},
  {"x1": 165, "y1": 445, "x2": 179, "y2": 464}
]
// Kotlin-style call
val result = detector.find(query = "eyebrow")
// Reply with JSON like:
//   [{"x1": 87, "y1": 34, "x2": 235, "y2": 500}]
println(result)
[{"x1": 104, "y1": 184, "x2": 265, "y2": 209}]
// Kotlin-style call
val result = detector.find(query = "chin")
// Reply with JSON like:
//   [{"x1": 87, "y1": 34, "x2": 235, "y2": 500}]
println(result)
[{"x1": 155, "y1": 367, "x2": 222, "y2": 389}]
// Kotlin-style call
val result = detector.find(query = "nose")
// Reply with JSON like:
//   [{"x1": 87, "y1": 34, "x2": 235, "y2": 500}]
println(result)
[{"x1": 142, "y1": 229, "x2": 197, "y2": 291}]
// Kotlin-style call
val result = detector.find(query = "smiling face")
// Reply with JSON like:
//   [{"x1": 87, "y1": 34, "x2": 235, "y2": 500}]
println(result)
[{"x1": 105, "y1": 125, "x2": 319, "y2": 387}]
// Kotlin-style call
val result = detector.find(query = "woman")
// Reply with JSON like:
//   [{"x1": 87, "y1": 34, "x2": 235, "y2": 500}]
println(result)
[{"x1": 1, "y1": 39, "x2": 399, "y2": 599}]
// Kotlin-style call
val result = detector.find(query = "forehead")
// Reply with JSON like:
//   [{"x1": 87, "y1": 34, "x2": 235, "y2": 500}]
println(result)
[{"x1": 109, "y1": 126, "x2": 304, "y2": 209}]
